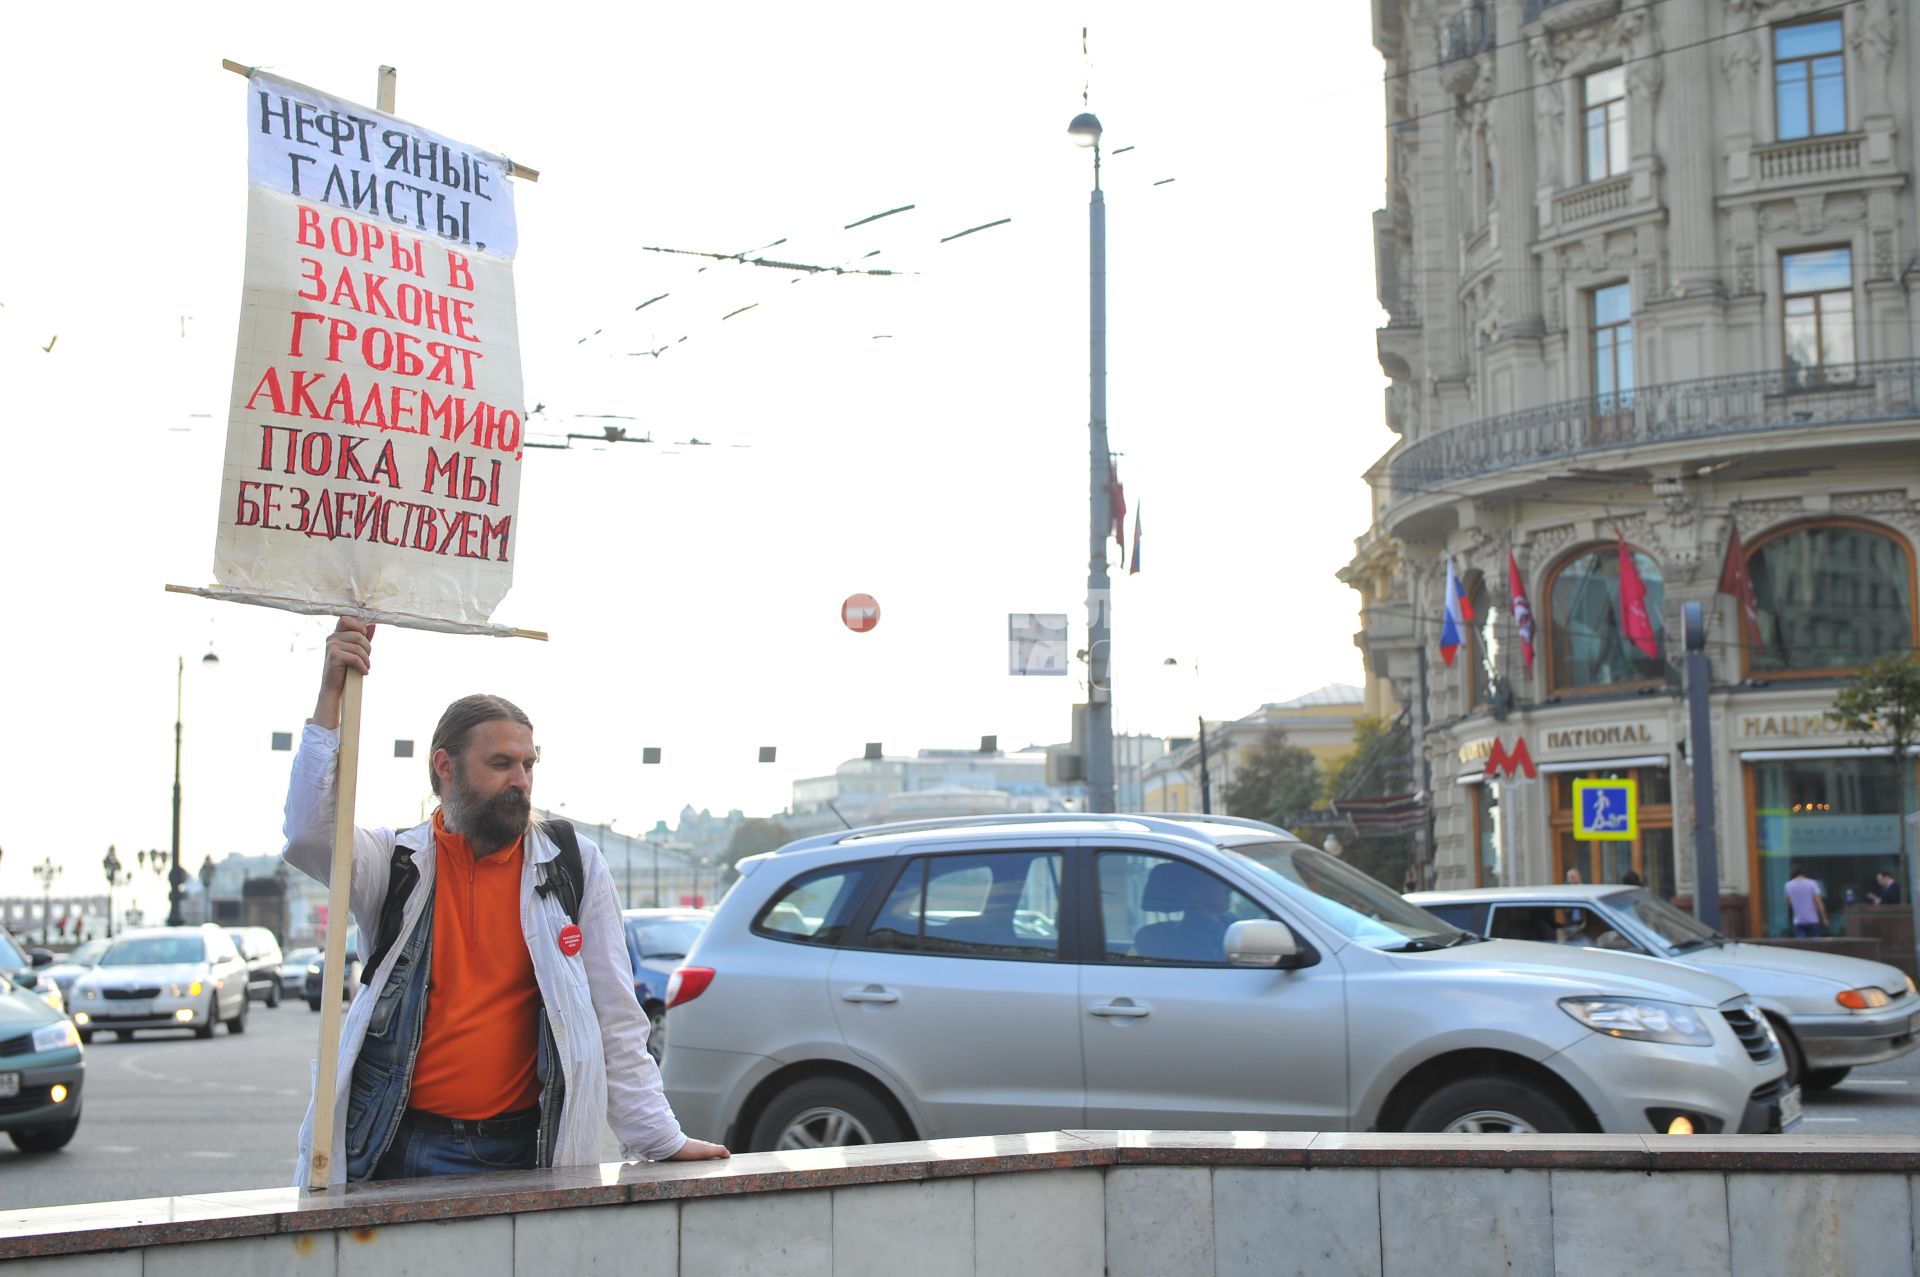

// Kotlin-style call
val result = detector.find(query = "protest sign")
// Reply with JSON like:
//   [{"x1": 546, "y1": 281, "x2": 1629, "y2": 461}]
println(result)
[{"x1": 211, "y1": 71, "x2": 528, "y2": 632}]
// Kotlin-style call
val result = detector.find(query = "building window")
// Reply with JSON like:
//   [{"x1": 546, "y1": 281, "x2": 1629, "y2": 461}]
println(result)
[
  {"x1": 1474, "y1": 781, "x2": 1502, "y2": 887},
  {"x1": 1746, "y1": 521, "x2": 1915, "y2": 675},
  {"x1": 1774, "y1": 19, "x2": 1846, "y2": 140},
  {"x1": 1466, "y1": 572, "x2": 1496, "y2": 708},
  {"x1": 1750, "y1": 756, "x2": 1915, "y2": 938},
  {"x1": 1590, "y1": 282, "x2": 1634, "y2": 408},
  {"x1": 1783, "y1": 248, "x2": 1854, "y2": 383},
  {"x1": 1582, "y1": 66, "x2": 1628, "y2": 182},
  {"x1": 1546, "y1": 544, "x2": 1667, "y2": 694}
]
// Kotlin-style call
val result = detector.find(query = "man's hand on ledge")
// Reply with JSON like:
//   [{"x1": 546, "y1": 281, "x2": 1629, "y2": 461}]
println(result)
[{"x1": 665, "y1": 1138, "x2": 731, "y2": 1161}]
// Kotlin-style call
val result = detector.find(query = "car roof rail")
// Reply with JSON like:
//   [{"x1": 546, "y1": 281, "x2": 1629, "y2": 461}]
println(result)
[{"x1": 777, "y1": 810, "x2": 1296, "y2": 854}]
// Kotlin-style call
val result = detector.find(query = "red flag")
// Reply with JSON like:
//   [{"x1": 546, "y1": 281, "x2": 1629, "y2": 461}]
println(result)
[
  {"x1": 1718, "y1": 521, "x2": 1762, "y2": 651},
  {"x1": 1109, "y1": 462, "x2": 1127, "y2": 557},
  {"x1": 1616, "y1": 528, "x2": 1659, "y2": 660},
  {"x1": 1508, "y1": 551, "x2": 1535, "y2": 672}
]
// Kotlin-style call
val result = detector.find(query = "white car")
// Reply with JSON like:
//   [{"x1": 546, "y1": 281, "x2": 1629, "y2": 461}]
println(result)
[
  {"x1": 1410, "y1": 884, "x2": 1920, "y2": 1091},
  {"x1": 70, "y1": 926, "x2": 251, "y2": 1043}
]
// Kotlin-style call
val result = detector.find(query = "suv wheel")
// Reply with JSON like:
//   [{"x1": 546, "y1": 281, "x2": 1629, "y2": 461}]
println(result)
[
  {"x1": 1767, "y1": 1015, "x2": 1805, "y2": 1088},
  {"x1": 227, "y1": 996, "x2": 248, "y2": 1034},
  {"x1": 266, "y1": 981, "x2": 280, "y2": 1009},
  {"x1": 749, "y1": 1078, "x2": 903, "y2": 1152},
  {"x1": 1405, "y1": 1077, "x2": 1578, "y2": 1134}
]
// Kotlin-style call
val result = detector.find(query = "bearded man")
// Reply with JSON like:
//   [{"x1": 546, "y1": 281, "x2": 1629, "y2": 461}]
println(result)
[{"x1": 282, "y1": 617, "x2": 727, "y2": 1185}]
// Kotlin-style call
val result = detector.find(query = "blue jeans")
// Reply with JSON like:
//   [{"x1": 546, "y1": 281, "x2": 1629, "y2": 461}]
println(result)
[
  {"x1": 371, "y1": 1117, "x2": 536, "y2": 1180},
  {"x1": 1793, "y1": 921, "x2": 1822, "y2": 938}
]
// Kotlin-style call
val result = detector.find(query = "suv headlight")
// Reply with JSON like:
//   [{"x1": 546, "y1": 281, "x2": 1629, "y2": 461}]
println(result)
[
  {"x1": 1560, "y1": 997, "x2": 1714, "y2": 1047},
  {"x1": 31, "y1": 1020, "x2": 81, "y2": 1053},
  {"x1": 1837, "y1": 987, "x2": 1891, "y2": 1010},
  {"x1": 39, "y1": 984, "x2": 63, "y2": 1014}
]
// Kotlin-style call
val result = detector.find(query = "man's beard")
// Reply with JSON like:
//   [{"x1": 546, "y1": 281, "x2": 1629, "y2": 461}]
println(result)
[{"x1": 442, "y1": 766, "x2": 531, "y2": 850}]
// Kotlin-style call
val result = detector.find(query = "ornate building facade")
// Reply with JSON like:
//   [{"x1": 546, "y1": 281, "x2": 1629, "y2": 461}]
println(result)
[{"x1": 1345, "y1": 0, "x2": 1917, "y2": 936}]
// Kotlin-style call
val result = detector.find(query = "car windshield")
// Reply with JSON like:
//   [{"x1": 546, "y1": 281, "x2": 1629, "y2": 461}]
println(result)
[
  {"x1": 286, "y1": 948, "x2": 321, "y2": 964},
  {"x1": 1619, "y1": 890, "x2": 1723, "y2": 952},
  {"x1": 64, "y1": 939, "x2": 109, "y2": 966},
  {"x1": 101, "y1": 935, "x2": 207, "y2": 966},
  {"x1": 1222, "y1": 841, "x2": 1464, "y2": 950},
  {"x1": 0, "y1": 931, "x2": 27, "y2": 969},
  {"x1": 625, "y1": 918, "x2": 706, "y2": 959}
]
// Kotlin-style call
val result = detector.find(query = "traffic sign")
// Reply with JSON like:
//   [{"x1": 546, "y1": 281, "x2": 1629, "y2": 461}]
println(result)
[
  {"x1": 1573, "y1": 778, "x2": 1638, "y2": 841},
  {"x1": 842, "y1": 594, "x2": 880, "y2": 633}
]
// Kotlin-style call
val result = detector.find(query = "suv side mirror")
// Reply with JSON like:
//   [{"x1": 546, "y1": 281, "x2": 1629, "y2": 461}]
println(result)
[
  {"x1": 1225, "y1": 920, "x2": 1306, "y2": 969},
  {"x1": 28, "y1": 949, "x2": 54, "y2": 968}
]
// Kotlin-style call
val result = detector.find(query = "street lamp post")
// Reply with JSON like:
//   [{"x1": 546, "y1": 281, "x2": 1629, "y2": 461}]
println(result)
[
  {"x1": 1070, "y1": 110, "x2": 1115, "y2": 814},
  {"x1": 169, "y1": 648, "x2": 220, "y2": 927},
  {"x1": 1164, "y1": 659, "x2": 1213, "y2": 814},
  {"x1": 102, "y1": 845, "x2": 132, "y2": 938},
  {"x1": 30, "y1": 857, "x2": 61, "y2": 945}
]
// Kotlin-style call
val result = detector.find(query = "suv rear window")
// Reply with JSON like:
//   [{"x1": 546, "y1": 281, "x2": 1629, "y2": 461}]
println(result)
[{"x1": 752, "y1": 864, "x2": 877, "y2": 947}]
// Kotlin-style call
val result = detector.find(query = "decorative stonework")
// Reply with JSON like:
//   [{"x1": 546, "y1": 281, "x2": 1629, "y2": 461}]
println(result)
[
  {"x1": 1526, "y1": 522, "x2": 1581, "y2": 568},
  {"x1": 1833, "y1": 490, "x2": 1913, "y2": 515},
  {"x1": 1872, "y1": 229, "x2": 1896, "y2": 280}
]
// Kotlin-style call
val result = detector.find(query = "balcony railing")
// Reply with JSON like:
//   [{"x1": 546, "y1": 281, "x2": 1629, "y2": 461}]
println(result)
[
  {"x1": 1524, "y1": 0, "x2": 1570, "y2": 21},
  {"x1": 1440, "y1": 1, "x2": 1494, "y2": 64},
  {"x1": 1386, "y1": 359, "x2": 1920, "y2": 501},
  {"x1": 1755, "y1": 133, "x2": 1863, "y2": 185},
  {"x1": 1552, "y1": 174, "x2": 1633, "y2": 226}
]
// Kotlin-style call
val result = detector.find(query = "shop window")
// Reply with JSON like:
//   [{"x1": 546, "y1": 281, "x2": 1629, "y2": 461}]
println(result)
[
  {"x1": 1750, "y1": 756, "x2": 1917, "y2": 938},
  {"x1": 1549, "y1": 768, "x2": 1674, "y2": 895},
  {"x1": 1747, "y1": 522, "x2": 1914, "y2": 675},
  {"x1": 1473, "y1": 781, "x2": 1502, "y2": 887},
  {"x1": 1774, "y1": 19, "x2": 1846, "y2": 140},
  {"x1": 1546, "y1": 545, "x2": 1668, "y2": 694}
]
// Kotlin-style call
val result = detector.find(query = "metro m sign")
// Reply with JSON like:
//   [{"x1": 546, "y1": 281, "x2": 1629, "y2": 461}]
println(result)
[{"x1": 1484, "y1": 737, "x2": 1537, "y2": 780}]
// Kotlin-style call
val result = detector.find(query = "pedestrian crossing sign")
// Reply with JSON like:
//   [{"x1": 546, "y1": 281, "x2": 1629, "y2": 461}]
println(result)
[{"x1": 1573, "y1": 778, "x2": 1638, "y2": 841}]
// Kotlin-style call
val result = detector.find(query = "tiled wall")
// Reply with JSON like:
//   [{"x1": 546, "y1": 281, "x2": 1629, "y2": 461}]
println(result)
[{"x1": 6, "y1": 1164, "x2": 1917, "y2": 1276}]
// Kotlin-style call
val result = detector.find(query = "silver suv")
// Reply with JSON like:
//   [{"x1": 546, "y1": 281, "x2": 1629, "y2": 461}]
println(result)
[{"x1": 661, "y1": 815, "x2": 1793, "y2": 1149}]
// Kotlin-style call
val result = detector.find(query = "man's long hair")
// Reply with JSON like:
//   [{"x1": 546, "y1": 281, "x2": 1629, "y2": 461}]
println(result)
[{"x1": 429, "y1": 694, "x2": 533, "y2": 796}]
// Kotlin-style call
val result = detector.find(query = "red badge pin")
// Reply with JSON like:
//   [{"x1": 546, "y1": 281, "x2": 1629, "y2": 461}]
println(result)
[{"x1": 557, "y1": 924, "x2": 584, "y2": 956}]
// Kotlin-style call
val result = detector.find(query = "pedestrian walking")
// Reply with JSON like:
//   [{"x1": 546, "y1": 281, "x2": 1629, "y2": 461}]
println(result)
[
  {"x1": 1784, "y1": 865, "x2": 1828, "y2": 939},
  {"x1": 282, "y1": 617, "x2": 727, "y2": 1185},
  {"x1": 1869, "y1": 871, "x2": 1902, "y2": 906}
]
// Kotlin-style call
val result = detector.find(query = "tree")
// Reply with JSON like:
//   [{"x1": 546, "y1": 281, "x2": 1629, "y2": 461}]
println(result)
[
  {"x1": 1320, "y1": 714, "x2": 1418, "y2": 890},
  {"x1": 1323, "y1": 716, "x2": 1393, "y2": 803},
  {"x1": 723, "y1": 818, "x2": 796, "y2": 873},
  {"x1": 1833, "y1": 652, "x2": 1920, "y2": 971},
  {"x1": 1223, "y1": 727, "x2": 1322, "y2": 830}
]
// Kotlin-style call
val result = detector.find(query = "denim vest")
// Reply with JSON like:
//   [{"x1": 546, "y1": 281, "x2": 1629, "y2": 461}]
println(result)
[{"x1": 342, "y1": 867, "x2": 569, "y2": 1180}]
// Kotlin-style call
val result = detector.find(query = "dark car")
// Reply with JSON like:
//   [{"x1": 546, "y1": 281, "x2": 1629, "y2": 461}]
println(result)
[
  {"x1": 0, "y1": 953, "x2": 84, "y2": 1151},
  {"x1": 621, "y1": 909, "x2": 712, "y2": 1062},
  {"x1": 304, "y1": 944, "x2": 362, "y2": 1011},
  {"x1": 226, "y1": 927, "x2": 286, "y2": 1007}
]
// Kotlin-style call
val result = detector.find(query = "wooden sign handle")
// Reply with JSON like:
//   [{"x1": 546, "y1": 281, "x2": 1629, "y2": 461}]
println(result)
[{"x1": 306, "y1": 666, "x2": 363, "y2": 1191}]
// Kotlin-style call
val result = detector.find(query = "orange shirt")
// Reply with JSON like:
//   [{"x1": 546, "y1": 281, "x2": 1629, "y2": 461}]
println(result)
[{"x1": 407, "y1": 813, "x2": 544, "y2": 1118}]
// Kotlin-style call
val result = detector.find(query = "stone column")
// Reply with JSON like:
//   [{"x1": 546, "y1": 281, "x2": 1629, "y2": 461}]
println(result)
[
  {"x1": 1492, "y1": 0, "x2": 1541, "y2": 340},
  {"x1": 1664, "y1": 0, "x2": 1719, "y2": 296}
]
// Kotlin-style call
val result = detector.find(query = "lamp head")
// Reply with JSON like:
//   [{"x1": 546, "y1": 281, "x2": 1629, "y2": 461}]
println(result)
[
  {"x1": 201, "y1": 649, "x2": 220, "y2": 667},
  {"x1": 1067, "y1": 112, "x2": 1103, "y2": 147}
]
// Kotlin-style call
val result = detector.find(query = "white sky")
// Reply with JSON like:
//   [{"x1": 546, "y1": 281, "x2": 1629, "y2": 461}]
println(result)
[{"x1": 0, "y1": 2, "x2": 1389, "y2": 906}]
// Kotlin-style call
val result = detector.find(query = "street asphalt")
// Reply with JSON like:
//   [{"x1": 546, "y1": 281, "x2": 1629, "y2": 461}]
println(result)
[{"x1": 4, "y1": 998, "x2": 1916, "y2": 1211}]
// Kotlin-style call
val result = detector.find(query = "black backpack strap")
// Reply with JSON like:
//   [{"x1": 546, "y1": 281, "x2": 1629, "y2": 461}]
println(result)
[
  {"x1": 534, "y1": 819, "x2": 586, "y2": 925},
  {"x1": 361, "y1": 841, "x2": 421, "y2": 986}
]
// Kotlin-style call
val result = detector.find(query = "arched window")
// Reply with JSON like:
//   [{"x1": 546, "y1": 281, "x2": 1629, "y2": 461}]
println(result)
[
  {"x1": 1746, "y1": 521, "x2": 1914, "y2": 675},
  {"x1": 1547, "y1": 544, "x2": 1667, "y2": 693}
]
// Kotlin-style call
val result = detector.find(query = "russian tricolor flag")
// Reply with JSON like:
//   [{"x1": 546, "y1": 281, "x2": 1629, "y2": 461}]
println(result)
[{"x1": 1439, "y1": 557, "x2": 1474, "y2": 666}]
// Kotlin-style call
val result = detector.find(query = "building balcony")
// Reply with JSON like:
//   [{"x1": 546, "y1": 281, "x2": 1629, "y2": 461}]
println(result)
[
  {"x1": 1753, "y1": 133, "x2": 1863, "y2": 188},
  {"x1": 1438, "y1": 1, "x2": 1494, "y2": 66},
  {"x1": 1384, "y1": 358, "x2": 1920, "y2": 510},
  {"x1": 1551, "y1": 174, "x2": 1633, "y2": 227},
  {"x1": 1525, "y1": 0, "x2": 1617, "y2": 28}
]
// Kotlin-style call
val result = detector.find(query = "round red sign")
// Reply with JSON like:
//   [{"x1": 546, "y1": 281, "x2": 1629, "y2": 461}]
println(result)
[
  {"x1": 557, "y1": 924, "x2": 584, "y2": 956},
  {"x1": 841, "y1": 593, "x2": 880, "y2": 633}
]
